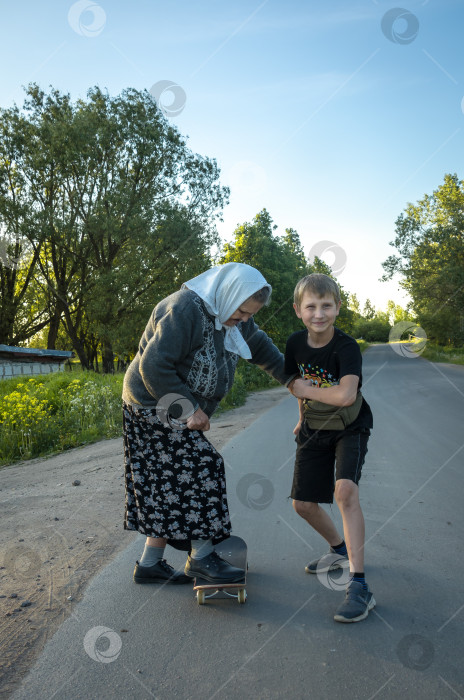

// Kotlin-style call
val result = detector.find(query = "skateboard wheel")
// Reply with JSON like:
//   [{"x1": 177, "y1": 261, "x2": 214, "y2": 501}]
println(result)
[
  {"x1": 238, "y1": 589, "x2": 246, "y2": 604},
  {"x1": 197, "y1": 590, "x2": 205, "y2": 605}
]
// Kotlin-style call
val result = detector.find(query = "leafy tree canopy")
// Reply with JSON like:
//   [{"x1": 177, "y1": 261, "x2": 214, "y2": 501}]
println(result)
[
  {"x1": 0, "y1": 84, "x2": 229, "y2": 369},
  {"x1": 220, "y1": 209, "x2": 358, "y2": 346},
  {"x1": 382, "y1": 173, "x2": 464, "y2": 345}
]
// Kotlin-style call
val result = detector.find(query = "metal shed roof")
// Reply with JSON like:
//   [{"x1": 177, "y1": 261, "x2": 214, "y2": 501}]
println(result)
[{"x1": 0, "y1": 345, "x2": 72, "y2": 361}]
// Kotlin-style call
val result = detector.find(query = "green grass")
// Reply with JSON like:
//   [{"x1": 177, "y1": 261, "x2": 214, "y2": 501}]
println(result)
[
  {"x1": 421, "y1": 343, "x2": 464, "y2": 365},
  {"x1": 0, "y1": 372, "x2": 124, "y2": 465},
  {"x1": 356, "y1": 339, "x2": 370, "y2": 353},
  {"x1": 0, "y1": 338, "x2": 374, "y2": 466},
  {"x1": 215, "y1": 359, "x2": 280, "y2": 415},
  {"x1": 0, "y1": 361, "x2": 280, "y2": 466}
]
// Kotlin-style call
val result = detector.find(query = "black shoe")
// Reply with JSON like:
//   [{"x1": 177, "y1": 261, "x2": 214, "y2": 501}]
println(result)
[
  {"x1": 184, "y1": 550, "x2": 245, "y2": 583},
  {"x1": 133, "y1": 559, "x2": 191, "y2": 584}
]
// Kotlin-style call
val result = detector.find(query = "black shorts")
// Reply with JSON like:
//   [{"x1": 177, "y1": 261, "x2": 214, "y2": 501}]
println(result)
[{"x1": 291, "y1": 420, "x2": 370, "y2": 504}]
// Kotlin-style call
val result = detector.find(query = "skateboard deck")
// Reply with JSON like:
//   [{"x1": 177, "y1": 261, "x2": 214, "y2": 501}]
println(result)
[{"x1": 193, "y1": 535, "x2": 247, "y2": 605}]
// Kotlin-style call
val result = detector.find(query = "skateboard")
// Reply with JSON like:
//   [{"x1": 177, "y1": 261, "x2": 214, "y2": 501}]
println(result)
[{"x1": 193, "y1": 535, "x2": 247, "y2": 605}]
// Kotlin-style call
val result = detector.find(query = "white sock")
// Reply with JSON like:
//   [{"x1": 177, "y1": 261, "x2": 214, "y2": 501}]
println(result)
[{"x1": 140, "y1": 543, "x2": 165, "y2": 567}]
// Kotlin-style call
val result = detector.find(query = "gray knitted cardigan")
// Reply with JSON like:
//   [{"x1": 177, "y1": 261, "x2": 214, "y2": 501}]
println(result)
[{"x1": 122, "y1": 289, "x2": 292, "y2": 418}]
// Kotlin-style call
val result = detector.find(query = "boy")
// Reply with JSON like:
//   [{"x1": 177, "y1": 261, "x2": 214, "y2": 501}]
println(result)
[{"x1": 286, "y1": 273, "x2": 375, "y2": 623}]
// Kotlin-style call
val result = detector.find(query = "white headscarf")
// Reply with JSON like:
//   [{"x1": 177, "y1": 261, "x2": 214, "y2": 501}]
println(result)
[{"x1": 182, "y1": 263, "x2": 271, "y2": 359}]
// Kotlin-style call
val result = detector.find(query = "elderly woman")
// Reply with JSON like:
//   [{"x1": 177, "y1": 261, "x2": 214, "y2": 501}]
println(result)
[{"x1": 122, "y1": 262, "x2": 292, "y2": 584}]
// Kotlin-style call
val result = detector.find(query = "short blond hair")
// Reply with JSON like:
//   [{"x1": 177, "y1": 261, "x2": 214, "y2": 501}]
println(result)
[{"x1": 294, "y1": 273, "x2": 341, "y2": 307}]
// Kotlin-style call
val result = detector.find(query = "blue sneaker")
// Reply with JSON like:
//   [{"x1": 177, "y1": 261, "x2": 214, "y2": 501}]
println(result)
[
  {"x1": 305, "y1": 547, "x2": 348, "y2": 574},
  {"x1": 333, "y1": 580, "x2": 376, "y2": 623}
]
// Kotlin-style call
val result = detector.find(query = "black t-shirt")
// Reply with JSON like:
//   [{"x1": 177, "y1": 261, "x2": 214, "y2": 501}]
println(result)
[{"x1": 285, "y1": 327, "x2": 373, "y2": 430}]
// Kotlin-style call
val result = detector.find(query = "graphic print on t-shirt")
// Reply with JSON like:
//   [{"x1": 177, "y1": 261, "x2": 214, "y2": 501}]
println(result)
[{"x1": 297, "y1": 362, "x2": 339, "y2": 388}]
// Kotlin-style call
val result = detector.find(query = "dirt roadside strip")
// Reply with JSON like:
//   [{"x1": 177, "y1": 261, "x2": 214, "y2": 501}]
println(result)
[{"x1": 0, "y1": 386, "x2": 291, "y2": 698}]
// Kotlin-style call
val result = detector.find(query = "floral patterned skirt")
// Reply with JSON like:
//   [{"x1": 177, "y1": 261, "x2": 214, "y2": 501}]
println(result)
[{"x1": 123, "y1": 403, "x2": 231, "y2": 550}]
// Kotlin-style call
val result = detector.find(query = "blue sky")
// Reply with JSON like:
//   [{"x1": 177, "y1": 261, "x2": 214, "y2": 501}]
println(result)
[{"x1": 1, "y1": 0, "x2": 463, "y2": 311}]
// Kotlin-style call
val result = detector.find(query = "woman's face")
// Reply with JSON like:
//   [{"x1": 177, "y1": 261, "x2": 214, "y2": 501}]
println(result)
[{"x1": 224, "y1": 299, "x2": 264, "y2": 327}]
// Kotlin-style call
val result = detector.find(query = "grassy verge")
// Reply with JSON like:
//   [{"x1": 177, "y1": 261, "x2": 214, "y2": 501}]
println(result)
[
  {"x1": 0, "y1": 372, "x2": 124, "y2": 465},
  {"x1": 421, "y1": 343, "x2": 464, "y2": 365},
  {"x1": 0, "y1": 339, "x2": 373, "y2": 466},
  {"x1": 0, "y1": 361, "x2": 279, "y2": 466},
  {"x1": 215, "y1": 360, "x2": 280, "y2": 415}
]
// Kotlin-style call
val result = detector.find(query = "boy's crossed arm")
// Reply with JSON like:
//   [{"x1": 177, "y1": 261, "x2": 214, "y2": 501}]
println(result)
[{"x1": 288, "y1": 374, "x2": 359, "y2": 407}]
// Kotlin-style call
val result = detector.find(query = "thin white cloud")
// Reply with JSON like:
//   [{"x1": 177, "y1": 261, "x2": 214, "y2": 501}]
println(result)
[
  {"x1": 250, "y1": 7, "x2": 378, "y2": 33},
  {"x1": 144, "y1": 5, "x2": 377, "y2": 49}
]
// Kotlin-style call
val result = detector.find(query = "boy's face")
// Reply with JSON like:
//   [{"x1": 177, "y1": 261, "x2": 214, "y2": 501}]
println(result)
[{"x1": 293, "y1": 290, "x2": 341, "y2": 337}]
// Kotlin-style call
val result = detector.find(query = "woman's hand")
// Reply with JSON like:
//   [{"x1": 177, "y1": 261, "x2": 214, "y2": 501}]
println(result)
[
  {"x1": 289, "y1": 378, "x2": 310, "y2": 400},
  {"x1": 293, "y1": 419, "x2": 303, "y2": 436},
  {"x1": 186, "y1": 407, "x2": 210, "y2": 432}
]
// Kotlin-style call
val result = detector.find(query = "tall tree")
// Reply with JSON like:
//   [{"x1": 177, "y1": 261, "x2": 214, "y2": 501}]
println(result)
[
  {"x1": 0, "y1": 85, "x2": 228, "y2": 367},
  {"x1": 382, "y1": 173, "x2": 464, "y2": 344},
  {"x1": 0, "y1": 105, "x2": 45, "y2": 345},
  {"x1": 363, "y1": 299, "x2": 376, "y2": 320},
  {"x1": 386, "y1": 300, "x2": 414, "y2": 326},
  {"x1": 221, "y1": 210, "x2": 309, "y2": 349},
  {"x1": 221, "y1": 210, "x2": 358, "y2": 344},
  {"x1": 349, "y1": 293, "x2": 361, "y2": 316}
]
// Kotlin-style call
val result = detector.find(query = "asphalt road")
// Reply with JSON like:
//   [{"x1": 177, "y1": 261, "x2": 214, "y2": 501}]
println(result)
[{"x1": 13, "y1": 345, "x2": 464, "y2": 700}]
